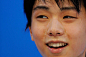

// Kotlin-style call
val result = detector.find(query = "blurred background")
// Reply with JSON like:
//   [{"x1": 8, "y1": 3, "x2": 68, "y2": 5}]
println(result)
[{"x1": 0, "y1": 0, "x2": 42, "y2": 57}]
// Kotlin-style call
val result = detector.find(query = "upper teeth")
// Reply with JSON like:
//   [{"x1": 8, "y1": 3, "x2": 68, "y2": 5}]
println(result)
[{"x1": 48, "y1": 43, "x2": 67, "y2": 47}]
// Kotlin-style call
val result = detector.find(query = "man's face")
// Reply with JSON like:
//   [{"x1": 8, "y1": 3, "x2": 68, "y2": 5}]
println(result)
[{"x1": 29, "y1": 0, "x2": 86, "y2": 57}]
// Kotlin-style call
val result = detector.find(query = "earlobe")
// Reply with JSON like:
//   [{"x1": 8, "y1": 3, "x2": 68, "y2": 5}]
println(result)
[{"x1": 29, "y1": 27, "x2": 34, "y2": 41}]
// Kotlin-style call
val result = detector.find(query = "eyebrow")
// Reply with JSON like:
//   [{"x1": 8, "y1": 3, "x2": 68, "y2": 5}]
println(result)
[
  {"x1": 33, "y1": 6, "x2": 77, "y2": 12},
  {"x1": 60, "y1": 7, "x2": 76, "y2": 11},
  {"x1": 33, "y1": 6, "x2": 49, "y2": 11}
]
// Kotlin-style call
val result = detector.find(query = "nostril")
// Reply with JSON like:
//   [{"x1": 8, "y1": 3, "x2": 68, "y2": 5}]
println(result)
[
  {"x1": 49, "y1": 33, "x2": 53, "y2": 36},
  {"x1": 57, "y1": 33, "x2": 60, "y2": 34},
  {"x1": 50, "y1": 33, "x2": 52, "y2": 34},
  {"x1": 49, "y1": 33, "x2": 61, "y2": 36}
]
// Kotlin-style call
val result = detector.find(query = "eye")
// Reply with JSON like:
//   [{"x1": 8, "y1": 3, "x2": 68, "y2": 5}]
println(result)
[
  {"x1": 36, "y1": 15, "x2": 48, "y2": 19},
  {"x1": 63, "y1": 16, "x2": 77, "y2": 19}
]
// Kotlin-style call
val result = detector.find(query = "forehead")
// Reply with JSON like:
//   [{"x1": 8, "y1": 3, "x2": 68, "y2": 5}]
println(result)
[
  {"x1": 34, "y1": 0, "x2": 75, "y2": 8},
  {"x1": 32, "y1": 0, "x2": 78, "y2": 13}
]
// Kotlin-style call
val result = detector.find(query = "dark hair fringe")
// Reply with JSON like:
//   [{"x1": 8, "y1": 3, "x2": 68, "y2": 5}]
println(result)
[{"x1": 24, "y1": 0, "x2": 35, "y2": 30}]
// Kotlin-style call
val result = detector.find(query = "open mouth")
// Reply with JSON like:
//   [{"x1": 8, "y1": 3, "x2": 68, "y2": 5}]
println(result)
[{"x1": 46, "y1": 42, "x2": 68, "y2": 49}]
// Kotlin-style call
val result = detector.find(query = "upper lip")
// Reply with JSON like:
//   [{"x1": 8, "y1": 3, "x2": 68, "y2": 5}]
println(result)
[
  {"x1": 45, "y1": 40, "x2": 69, "y2": 47},
  {"x1": 45, "y1": 40, "x2": 68, "y2": 44}
]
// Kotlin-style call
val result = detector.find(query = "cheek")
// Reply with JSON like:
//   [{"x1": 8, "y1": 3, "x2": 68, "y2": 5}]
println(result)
[
  {"x1": 31, "y1": 19, "x2": 48, "y2": 41},
  {"x1": 31, "y1": 22, "x2": 47, "y2": 53},
  {"x1": 64, "y1": 22, "x2": 86, "y2": 55},
  {"x1": 31, "y1": 24, "x2": 46, "y2": 41}
]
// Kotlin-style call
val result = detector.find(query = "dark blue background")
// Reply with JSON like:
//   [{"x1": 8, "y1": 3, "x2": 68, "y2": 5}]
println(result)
[{"x1": 0, "y1": 0, "x2": 42, "y2": 57}]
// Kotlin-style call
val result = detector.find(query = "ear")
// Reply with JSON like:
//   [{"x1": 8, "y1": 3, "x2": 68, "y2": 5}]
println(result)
[{"x1": 29, "y1": 27, "x2": 34, "y2": 41}]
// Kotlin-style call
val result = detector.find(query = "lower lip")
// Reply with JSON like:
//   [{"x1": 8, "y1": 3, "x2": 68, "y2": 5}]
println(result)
[{"x1": 48, "y1": 47, "x2": 65, "y2": 53}]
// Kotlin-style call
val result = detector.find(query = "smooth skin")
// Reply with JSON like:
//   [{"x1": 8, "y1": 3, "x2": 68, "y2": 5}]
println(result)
[{"x1": 29, "y1": 0, "x2": 86, "y2": 57}]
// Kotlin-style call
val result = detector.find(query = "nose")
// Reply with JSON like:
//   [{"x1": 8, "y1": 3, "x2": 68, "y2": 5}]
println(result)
[{"x1": 47, "y1": 18, "x2": 64, "y2": 36}]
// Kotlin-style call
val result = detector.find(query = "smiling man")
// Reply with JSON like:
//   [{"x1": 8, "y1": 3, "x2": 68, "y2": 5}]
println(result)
[{"x1": 24, "y1": 0, "x2": 86, "y2": 57}]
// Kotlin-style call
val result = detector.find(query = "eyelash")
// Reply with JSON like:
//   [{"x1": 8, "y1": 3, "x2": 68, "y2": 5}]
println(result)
[
  {"x1": 36, "y1": 15, "x2": 77, "y2": 19},
  {"x1": 63, "y1": 16, "x2": 77, "y2": 19},
  {"x1": 36, "y1": 15, "x2": 48, "y2": 19}
]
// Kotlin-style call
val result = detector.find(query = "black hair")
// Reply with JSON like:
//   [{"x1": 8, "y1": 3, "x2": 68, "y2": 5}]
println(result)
[
  {"x1": 24, "y1": 0, "x2": 86, "y2": 30},
  {"x1": 24, "y1": 0, "x2": 35, "y2": 30}
]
